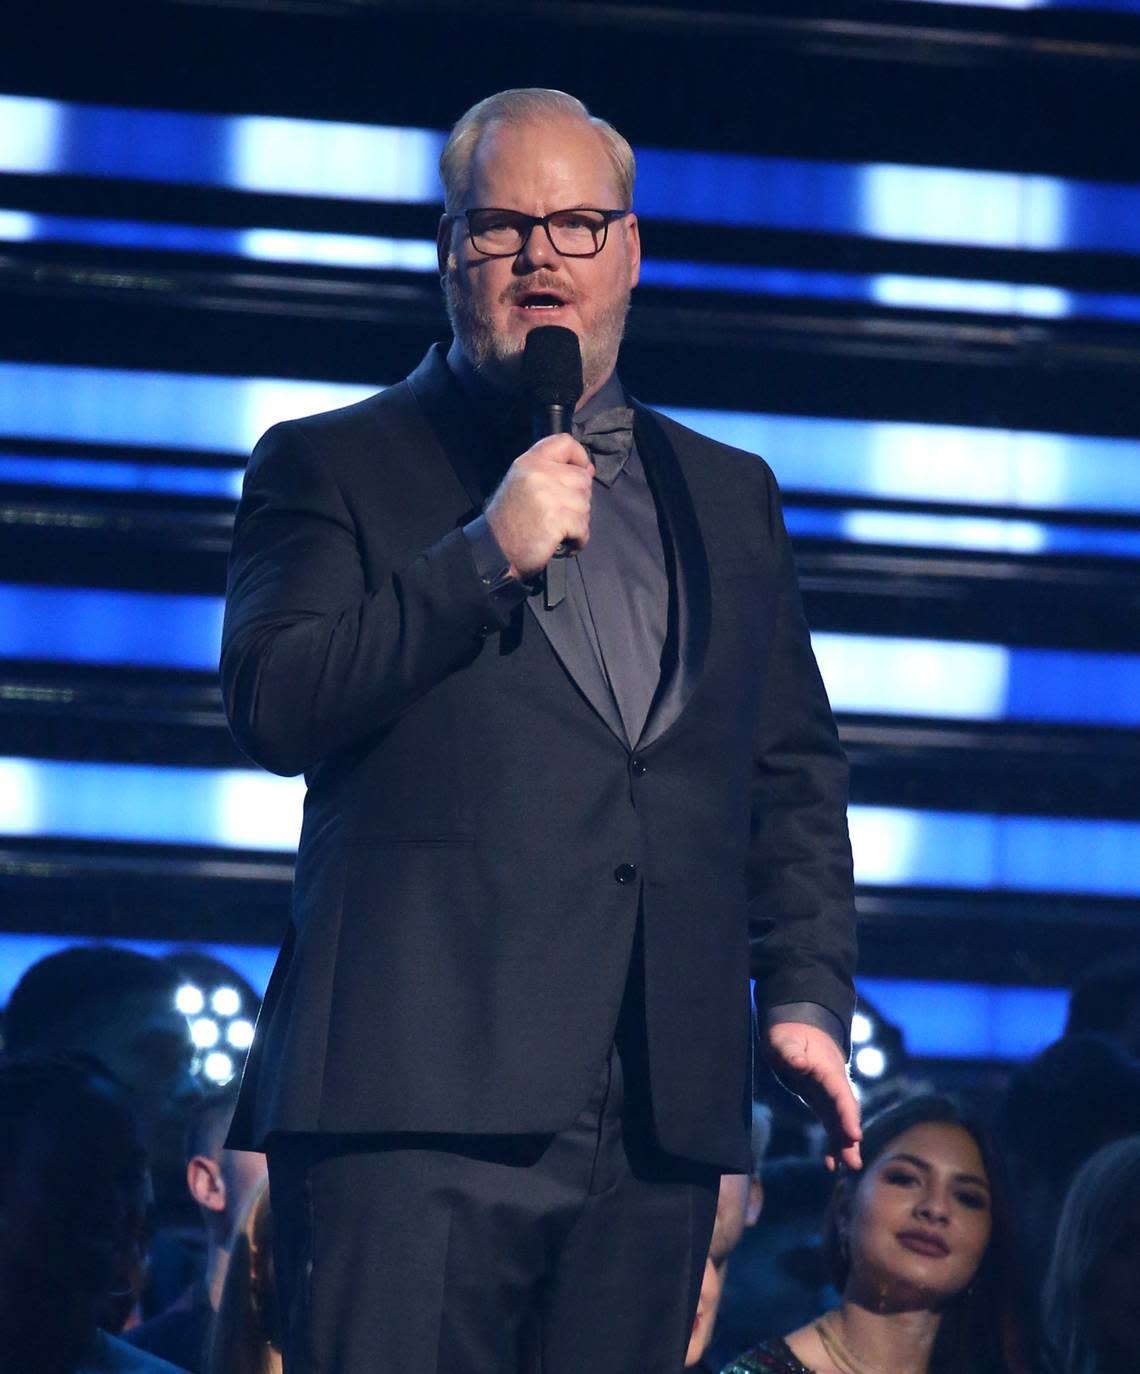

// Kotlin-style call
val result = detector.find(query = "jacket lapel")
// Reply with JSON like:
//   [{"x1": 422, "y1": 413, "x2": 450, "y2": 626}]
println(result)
[
  {"x1": 524, "y1": 565, "x2": 629, "y2": 745},
  {"x1": 631, "y1": 402, "x2": 711, "y2": 752}
]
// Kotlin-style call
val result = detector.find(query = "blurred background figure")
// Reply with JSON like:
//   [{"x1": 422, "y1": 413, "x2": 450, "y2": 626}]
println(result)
[
  {"x1": 1041, "y1": 1134, "x2": 1140, "y2": 1374},
  {"x1": 0, "y1": 1053, "x2": 181, "y2": 1374},
  {"x1": 720, "y1": 1094, "x2": 1033, "y2": 1374},
  {"x1": 1000, "y1": 1033, "x2": 1140, "y2": 1293},
  {"x1": 206, "y1": 1178, "x2": 281, "y2": 1374},
  {"x1": 126, "y1": 1085, "x2": 267, "y2": 1372},
  {"x1": 3, "y1": 945, "x2": 201, "y2": 1234},
  {"x1": 1064, "y1": 956, "x2": 1140, "y2": 1059},
  {"x1": 685, "y1": 1103, "x2": 771, "y2": 1371}
]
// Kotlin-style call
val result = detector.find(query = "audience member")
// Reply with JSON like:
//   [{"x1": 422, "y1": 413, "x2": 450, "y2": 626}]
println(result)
[
  {"x1": 685, "y1": 1103, "x2": 772, "y2": 1370},
  {"x1": 0, "y1": 1054, "x2": 182, "y2": 1374},
  {"x1": 720, "y1": 1094, "x2": 1032, "y2": 1374},
  {"x1": 1041, "y1": 1134, "x2": 1140, "y2": 1374},
  {"x1": 4, "y1": 945, "x2": 201, "y2": 1241},
  {"x1": 706, "y1": 1157, "x2": 837, "y2": 1370},
  {"x1": 125, "y1": 1088, "x2": 267, "y2": 1372},
  {"x1": 1001, "y1": 1033, "x2": 1140, "y2": 1292},
  {"x1": 1065, "y1": 957, "x2": 1140, "y2": 1059},
  {"x1": 206, "y1": 1179, "x2": 281, "y2": 1374}
]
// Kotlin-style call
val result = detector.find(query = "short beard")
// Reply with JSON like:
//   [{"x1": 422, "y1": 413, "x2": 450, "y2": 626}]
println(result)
[{"x1": 442, "y1": 266, "x2": 631, "y2": 398}]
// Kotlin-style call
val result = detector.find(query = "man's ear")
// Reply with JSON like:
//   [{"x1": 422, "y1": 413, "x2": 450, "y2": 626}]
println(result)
[
  {"x1": 437, "y1": 215, "x2": 454, "y2": 276},
  {"x1": 625, "y1": 212, "x2": 640, "y2": 290},
  {"x1": 186, "y1": 1155, "x2": 226, "y2": 1214},
  {"x1": 745, "y1": 1174, "x2": 764, "y2": 1227}
]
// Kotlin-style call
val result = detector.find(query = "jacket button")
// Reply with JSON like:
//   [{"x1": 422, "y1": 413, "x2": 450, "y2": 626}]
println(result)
[
  {"x1": 631, "y1": 756, "x2": 646, "y2": 777},
  {"x1": 614, "y1": 863, "x2": 638, "y2": 884}
]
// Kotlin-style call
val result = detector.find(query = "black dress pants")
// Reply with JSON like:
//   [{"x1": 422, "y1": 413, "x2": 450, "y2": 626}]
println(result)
[{"x1": 266, "y1": 1040, "x2": 719, "y2": 1374}]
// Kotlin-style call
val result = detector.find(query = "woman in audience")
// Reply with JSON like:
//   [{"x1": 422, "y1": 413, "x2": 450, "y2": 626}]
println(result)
[
  {"x1": 721, "y1": 1094, "x2": 1032, "y2": 1373},
  {"x1": 206, "y1": 1178, "x2": 281, "y2": 1374},
  {"x1": 1041, "y1": 1134, "x2": 1140, "y2": 1374}
]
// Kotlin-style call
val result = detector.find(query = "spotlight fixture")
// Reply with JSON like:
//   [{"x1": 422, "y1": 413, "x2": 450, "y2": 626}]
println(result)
[
  {"x1": 203, "y1": 1051, "x2": 235, "y2": 1084},
  {"x1": 175, "y1": 984, "x2": 205, "y2": 1016},
  {"x1": 212, "y1": 986, "x2": 241, "y2": 1017},
  {"x1": 190, "y1": 1017, "x2": 220, "y2": 1049}
]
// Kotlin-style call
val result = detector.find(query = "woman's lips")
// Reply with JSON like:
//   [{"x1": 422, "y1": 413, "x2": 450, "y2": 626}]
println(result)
[{"x1": 896, "y1": 1231, "x2": 950, "y2": 1257}]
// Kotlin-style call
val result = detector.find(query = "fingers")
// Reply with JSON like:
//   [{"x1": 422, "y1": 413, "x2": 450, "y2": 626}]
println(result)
[
  {"x1": 484, "y1": 438, "x2": 595, "y2": 577},
  {"x1": 529, "y1": 433, "x2": 592, "y2": 469},
  {"x1": 766, "y1": 1021, "x2": 864, "y2": 1171}
]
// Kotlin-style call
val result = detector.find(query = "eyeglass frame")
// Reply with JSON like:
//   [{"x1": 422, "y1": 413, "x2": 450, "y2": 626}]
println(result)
[{"x1": 457, "y1": 206, "x2": 631, "y2": 259}]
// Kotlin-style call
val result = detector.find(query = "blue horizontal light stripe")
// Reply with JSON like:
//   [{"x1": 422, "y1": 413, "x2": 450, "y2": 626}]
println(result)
[
  {"x1": 0, "y1": 585, "x2": 224, "y2": 669},
  {"x1": 858, "y1": 976, "x2": 1068, "y2": 1062},
  {"x1": 3, "y1": 585, "x2": 1140, "y2": 728},
  {"x1": 662, "y1": 406, "x2": 1140, "y2": 515},
  {"x1": 848, "y1": 806, "x2": 1140, "y2": 896},
  {"x1": 909, "y1": 0, "x2": 1140, "y2": 10},
  {"x1": 0, "y1": 932, "x2": 279, "y2": 1009},
  {"x1": 0, "y1": 363, "x2": 374, "y2": 454},
  {"x1": 783, "y1": 506, "x2": 1140, "y2": 559},
  {"x1": 0, "y1": 453, "x2": 243, "y2": 499},
  {"x1": 5, "y1": 95, "x2": 1140, "y2": 254},
  {"x1": 5, "y1": 362, "x2": 1140, "y2": 516},
  {"x1": 1, "y1": 757, "x2": 1137, "y2": 896},
  {"x1": 10, "y1": 210, "x2": 1140, "y2": 325},
  {"x1": 815, "y1": 632, "x2": 1140, "y2": 726},
  {"x1": 0, "y1": 757, "x2": 305, "y2": 850}
]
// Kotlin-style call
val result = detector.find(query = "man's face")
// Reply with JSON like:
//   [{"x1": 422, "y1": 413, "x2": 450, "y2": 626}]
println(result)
[
  {"x1": 439, "y1": 115, "x2": 640, "y2": 402},
  {"x1": 84, "y1": 990, "x2": 199, "y2": 1197}
]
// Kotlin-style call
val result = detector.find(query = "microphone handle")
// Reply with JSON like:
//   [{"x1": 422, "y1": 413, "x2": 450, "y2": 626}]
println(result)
[{"x1": 534, "y1": 402, "x2": 574, "y2": 609}]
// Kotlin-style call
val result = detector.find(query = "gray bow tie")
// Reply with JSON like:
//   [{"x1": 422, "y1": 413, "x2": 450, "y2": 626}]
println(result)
[{"x1": 573, "y1": 406, "x2": 635, "y2": 486}]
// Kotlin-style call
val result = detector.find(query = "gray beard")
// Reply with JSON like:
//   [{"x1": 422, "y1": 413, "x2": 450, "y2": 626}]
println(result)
[{"x1": 442, "y1": 270, "x2": 631, "y2": 398}]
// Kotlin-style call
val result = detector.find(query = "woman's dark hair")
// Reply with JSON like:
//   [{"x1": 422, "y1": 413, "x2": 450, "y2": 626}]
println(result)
[{"x1": 822, "y1": 1093, "x2": 1032, "y2": 1374}]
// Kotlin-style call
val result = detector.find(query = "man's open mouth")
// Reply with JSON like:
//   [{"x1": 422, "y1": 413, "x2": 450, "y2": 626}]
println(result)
[{"x1": 515, "y1": 292, "x2": 568, "y2": 310}]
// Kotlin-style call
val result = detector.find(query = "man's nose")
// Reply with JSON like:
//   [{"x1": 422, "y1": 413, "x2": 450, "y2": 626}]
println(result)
[{"x1": 515, "y1": 222, "x2": 559, "y2": 272}]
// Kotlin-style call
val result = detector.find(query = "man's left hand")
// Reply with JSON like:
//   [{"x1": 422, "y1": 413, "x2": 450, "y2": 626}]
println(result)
[{"x1": 765, "y1": 1020, "x2": 862, "y2": 1171}]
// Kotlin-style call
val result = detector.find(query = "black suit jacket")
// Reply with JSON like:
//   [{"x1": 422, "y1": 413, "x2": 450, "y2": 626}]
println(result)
[{"x1": 221, "y1": 344, "x2": 856, "y2": 1171}]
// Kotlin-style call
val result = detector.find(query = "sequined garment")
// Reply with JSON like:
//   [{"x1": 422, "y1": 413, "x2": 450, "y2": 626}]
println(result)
[{"x1": 719, "y1": 1336, "x2": 815, "y2": 1373}]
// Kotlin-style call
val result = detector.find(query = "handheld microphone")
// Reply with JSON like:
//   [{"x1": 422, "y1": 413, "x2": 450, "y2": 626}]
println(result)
[{"x1": 521, "y1": 326, "x2": 584, "y2": 610}]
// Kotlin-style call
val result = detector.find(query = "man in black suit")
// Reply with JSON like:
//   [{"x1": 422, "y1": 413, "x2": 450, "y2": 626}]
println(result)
[{"x1": 222, "y1": 88, "x2": 860, "y2": 1374}]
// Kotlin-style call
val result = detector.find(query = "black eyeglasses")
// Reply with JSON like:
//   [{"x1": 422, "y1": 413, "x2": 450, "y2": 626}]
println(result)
[{"x1": 459, "y1": 207, "x2": 629, "y2": 259}]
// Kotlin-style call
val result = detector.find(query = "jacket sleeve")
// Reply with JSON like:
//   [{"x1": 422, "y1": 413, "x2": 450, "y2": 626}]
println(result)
[
  {"x1": 747, "y1": 464, "x2": 858, "y2": 1045},
  {"x1": 220, "y1": 419, "x2": 507, "y2": 777}
]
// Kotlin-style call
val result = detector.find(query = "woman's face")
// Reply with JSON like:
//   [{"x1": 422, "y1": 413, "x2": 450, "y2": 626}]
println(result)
[{"x1": 843, "y1": 1121, "x2": 993, "y2": 1311}]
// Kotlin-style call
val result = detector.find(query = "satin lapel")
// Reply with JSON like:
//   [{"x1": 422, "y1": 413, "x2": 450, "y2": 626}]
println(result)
[
  {"x1": 405, "y1": 344, "x2": 499, "y2": 510},
  {"x1": 524, "y1": 568, "x2": 629, "y2": 746},
  {"x1": 406, "y1": 346, "x2": 628, "y2": 745},
  {"x1": 632, "y1": 403, "x2": 711, "y2": 751}
]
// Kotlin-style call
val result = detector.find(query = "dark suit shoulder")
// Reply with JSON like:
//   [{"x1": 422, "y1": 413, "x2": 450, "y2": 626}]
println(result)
[
  {"x1": 634, "y1": 402, "x2": 779, "y2": 497},
  {"x1": 258, "y1": 381, "x2": 418, "y2": 456}
]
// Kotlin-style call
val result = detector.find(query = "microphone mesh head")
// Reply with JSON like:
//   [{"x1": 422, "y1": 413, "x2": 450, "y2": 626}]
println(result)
[{"x1": 521, "y1": 326, "x2": 584, "y2": 407}]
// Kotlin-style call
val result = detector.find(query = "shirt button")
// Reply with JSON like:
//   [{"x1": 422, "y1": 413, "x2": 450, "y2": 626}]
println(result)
[
  {"x1": 614, "y1": 863, "x2": 638, "y2": 884},
  {"x1": 630, "y1": 757, "x2": 647, "y2": 777}
]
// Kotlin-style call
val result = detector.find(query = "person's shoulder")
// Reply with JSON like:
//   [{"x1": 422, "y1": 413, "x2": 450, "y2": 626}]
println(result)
[
  {"x1": 632, "y1": 400, "x2": 779, "y2": 492},
  {"x1": 81, "y1": 1330, "x2": 191, "y2": 1373},
  {"x1": 264, "y1": 382, "x2": 410, "y2": 453},
  {"x1": 718, "y1": 1335, "x2": 815, "y2": 1374}
]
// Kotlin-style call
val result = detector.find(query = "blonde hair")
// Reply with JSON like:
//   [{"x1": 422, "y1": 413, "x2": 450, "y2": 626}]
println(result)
[
  {"x1": 439, "y1": 88, "x2": 635, "y2": 214},
  {"x1": 206, "y1": 1178, "x2": 281, "y2": 1374}
]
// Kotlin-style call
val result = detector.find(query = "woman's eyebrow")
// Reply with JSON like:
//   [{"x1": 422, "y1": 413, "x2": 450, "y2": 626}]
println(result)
[{"x1": 885, "y1": 1151, "x2": 990, "y2": 1190}]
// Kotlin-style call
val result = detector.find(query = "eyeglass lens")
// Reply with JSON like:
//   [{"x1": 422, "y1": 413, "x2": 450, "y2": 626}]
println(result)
[{"x1": 468, "y1": 210, "x2": 611, "y2": 257}]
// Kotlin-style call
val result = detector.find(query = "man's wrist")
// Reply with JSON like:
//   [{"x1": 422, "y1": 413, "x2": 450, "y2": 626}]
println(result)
[
  {"x1": 462, "y1": 515, "x2": 532, "y2": 629},
  {"x1": 764, "y1": 1002, "x2": 848, "y2": 1057}
]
